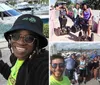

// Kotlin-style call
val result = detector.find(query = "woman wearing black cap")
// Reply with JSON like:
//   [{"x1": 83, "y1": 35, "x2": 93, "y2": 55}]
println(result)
[{"x1": 0, "y1": 14, "x2": 48, "y2": 85}]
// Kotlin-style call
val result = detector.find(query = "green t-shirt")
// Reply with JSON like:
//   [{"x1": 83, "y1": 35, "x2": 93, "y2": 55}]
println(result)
[
  {"x1": 50, "y1": 75, "x2": 71, "y2": 85},
  {"x1": 7, "y1": 59, "x2": 24, "y2": 85}
]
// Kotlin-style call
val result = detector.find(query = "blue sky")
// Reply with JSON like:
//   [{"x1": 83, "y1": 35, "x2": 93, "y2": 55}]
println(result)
[
  {"x1": 71, "y1": 0, "x2": 75, "y2": 3},
  {"x1": 50, "y1": 0, "x2": 57, "y2": 6}
]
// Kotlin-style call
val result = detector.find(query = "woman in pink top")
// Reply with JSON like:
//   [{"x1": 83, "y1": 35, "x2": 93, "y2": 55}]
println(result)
[{"x1": 50, "y1": 4, "x2": 60, "y2": 38}]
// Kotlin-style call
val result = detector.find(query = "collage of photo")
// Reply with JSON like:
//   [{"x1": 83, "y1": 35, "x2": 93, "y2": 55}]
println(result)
[
  {"x1": 0, "y1": 0, "x2": 100, "y2": 85},
  {"x1": 50, "y1": 0, "x2": 100, "y2": 85}
]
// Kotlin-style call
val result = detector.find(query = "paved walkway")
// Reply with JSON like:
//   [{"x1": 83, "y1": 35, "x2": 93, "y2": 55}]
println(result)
[
  {"x1": 50, "y1": 10, "x2": 100, "y2": 41},
  {"x1": 75, "y1": 78, "x2": 100, "y2": 85}
]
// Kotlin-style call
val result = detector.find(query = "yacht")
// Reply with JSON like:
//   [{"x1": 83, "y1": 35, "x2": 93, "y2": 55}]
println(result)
[
  {"x1": 14, "y1": 2, "x2": 32, "y2": 11},
  {"x1": 0, "y1": 3, "x2": 21, "y2": 17},
  {"x1": 0, "y1": 3, "x2": 21, "y2": 23},
  {"x1": 0, "y1": 3, "x2": 48, "y2": 24}
]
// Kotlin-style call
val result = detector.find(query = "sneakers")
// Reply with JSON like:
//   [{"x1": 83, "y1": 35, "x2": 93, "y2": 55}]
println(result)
[
  {"x1": 83, "y1": 80, "x2": 86, "y2": 84},
  {"x1": 71, "y1": 79, "x2": 75, "y2": 84}
]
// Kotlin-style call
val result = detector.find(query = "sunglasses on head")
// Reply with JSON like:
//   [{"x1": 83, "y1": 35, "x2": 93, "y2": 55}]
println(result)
[
  {"x1": 10, "y1": 32, "x2": 36, "y2": 44},
  {"x1": 51, "y1": 63, "x2": 65, "y2": 68}
]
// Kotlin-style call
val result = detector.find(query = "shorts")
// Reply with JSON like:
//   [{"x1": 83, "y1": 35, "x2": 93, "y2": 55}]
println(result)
[{"x1": 80, "y1": 69, "x2": 86, "y2": 77}]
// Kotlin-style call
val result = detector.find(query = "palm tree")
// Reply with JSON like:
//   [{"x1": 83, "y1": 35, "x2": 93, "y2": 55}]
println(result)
[{"x1": 77, "y1": 0, "x2": 100, "y2": 9}]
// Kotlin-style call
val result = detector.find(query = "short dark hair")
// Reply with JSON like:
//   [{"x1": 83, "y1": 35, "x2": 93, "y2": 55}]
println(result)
[
  {"x1": 82, "y1": 3, "x2": 89, "y2": 8},
  {"x1": 76, "y1": 3, "x2": 79, "y2": 5},
  {"x1": 71, "y1": 53, "x2": 76, "y2": 57},
  {"x1": 50, "y1": 54, "x2": 64, "y2": 64},
  {"x1": 54, "y1": 3, "x2": 58, "y2": 7}
]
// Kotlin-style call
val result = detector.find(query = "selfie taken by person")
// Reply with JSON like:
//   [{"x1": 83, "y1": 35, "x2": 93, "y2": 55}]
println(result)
[{"x1": 0, "y1": 14, "x2": 48, "y2": 85}]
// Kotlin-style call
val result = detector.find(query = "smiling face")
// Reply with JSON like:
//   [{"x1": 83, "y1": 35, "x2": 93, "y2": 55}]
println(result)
[
  {"x1": 76, "y1": 4, "x2": 80, "y2": 9},
  {"x1": 83, "y1": 4, "x2": 87, "y2": 10},
  {"x1": 51, "y1": 58, "x2": 65, "y2": 81},
  {"x1": 10, "y1": 30, "x2": 35, "y2": 60}
]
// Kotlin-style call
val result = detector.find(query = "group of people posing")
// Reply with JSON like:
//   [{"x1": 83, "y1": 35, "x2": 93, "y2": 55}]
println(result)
[
  {"x1": 50, "y1": 3, "x2": 93, "y2": 39},
  {"x1": 50, "y1": 53, "x2": 100, "y2": 85}
]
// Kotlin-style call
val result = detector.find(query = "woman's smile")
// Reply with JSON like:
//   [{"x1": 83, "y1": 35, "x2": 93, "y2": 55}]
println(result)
[{"x1": 15, "y1": 47, "x2": 26, "y2": 53}]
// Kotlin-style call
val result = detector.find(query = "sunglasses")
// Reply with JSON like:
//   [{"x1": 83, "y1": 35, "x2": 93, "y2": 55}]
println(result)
[
  {"x1": 10, "y1": 32, "x2": 36, "y2": 44},
  {"x1": 51, "y1": 63, "x2": 65, "y2": 68}
]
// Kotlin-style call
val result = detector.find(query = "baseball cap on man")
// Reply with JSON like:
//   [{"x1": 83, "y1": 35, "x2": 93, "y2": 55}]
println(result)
[{"x1": 4, "y1": 14, "x2": 48, "y2": 49}]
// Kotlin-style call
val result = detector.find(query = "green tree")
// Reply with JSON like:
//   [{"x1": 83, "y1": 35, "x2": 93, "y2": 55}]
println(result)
[
  {"x1": 57, "y1": 0, "x2": 72, "y2": 4},
  {"x1": 83, "y1": 0, "x2": 100, "y2": 9},
  {"x1": 40, "y1": 0, "x2": 49, "y2": 4}
]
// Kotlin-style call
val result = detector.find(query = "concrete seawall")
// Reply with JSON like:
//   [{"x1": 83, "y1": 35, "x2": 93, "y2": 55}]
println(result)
[{"x1": 0, "y1": 40, "x2": 8, "y2": 49}]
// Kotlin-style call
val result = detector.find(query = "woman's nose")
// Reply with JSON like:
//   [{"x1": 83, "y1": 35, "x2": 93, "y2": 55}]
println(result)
[{"x1": 17, "y1": 37, "x2": 26, "y2": 45}]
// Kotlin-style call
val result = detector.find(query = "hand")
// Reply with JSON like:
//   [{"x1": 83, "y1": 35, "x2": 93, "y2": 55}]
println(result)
[
  {"x1": 0, "y1": 60, "x2": 4, "y2": 73},
  {"x1": 89, "y1": 18, "x2": 92, "y2": 21},
  {"x1": 80, "y1": 65, "x2": 85, "y2": 68}
]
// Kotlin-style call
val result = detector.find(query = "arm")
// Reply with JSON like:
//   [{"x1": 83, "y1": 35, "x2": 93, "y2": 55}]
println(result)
[
  {"x1": 66, "y1": 8, "x2": 69, "y2": 15},
  {"x1": 79, "y1": 65, "x2": 86, "y2": 68},
  {"x1": 78, "y1": 9, "x2": 82, "y2": 17},
  {"x1": 0, "y1": 60, "x2": 11, "y2": 79},
  {"x1": 79, "y1": 10, "x2": 84, "y2": 18},
  {"x1": 89, "y1": 8, "x2": 92, "y2": 20}
]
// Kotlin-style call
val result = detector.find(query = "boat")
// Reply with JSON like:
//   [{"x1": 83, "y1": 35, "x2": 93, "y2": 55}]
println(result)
[
  {"x1": 0, "y1": 3, "x2": 22, "y2": 39},
  {"x1": 20, "y1": 4, "x2": 49, "y2": 23},
  {"x1": 32, "y1": 5, "x2": 49, "y2": 15},
  {"x1": 14, "y1": 2, "x2": 32, "y2": 11},
  {"x1": 0, "y1": 3, "x2": 21, "y2": 18},
  {"x1": 0, "y1": 3, "x2": 48, "y2": 40},
  {"x1": 0, "y1": 3, "x2": 48, "y2": 24},
  {"x1": 0, "y1": 3, "x2": 21, "y2": 24}
]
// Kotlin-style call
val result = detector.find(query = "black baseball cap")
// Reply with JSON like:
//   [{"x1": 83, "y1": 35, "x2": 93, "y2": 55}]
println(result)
[{"x1": 4, "y1": 14, "x2": 48, "y2": 49}]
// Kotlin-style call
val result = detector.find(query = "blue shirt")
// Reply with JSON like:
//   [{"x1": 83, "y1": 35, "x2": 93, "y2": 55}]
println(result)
[
  {"x1": 90, "y1": 53, "x2": 97, "y2": 59},
  {"x1": 65, "y1": 57, "x2": 76, "y2": 70}
]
